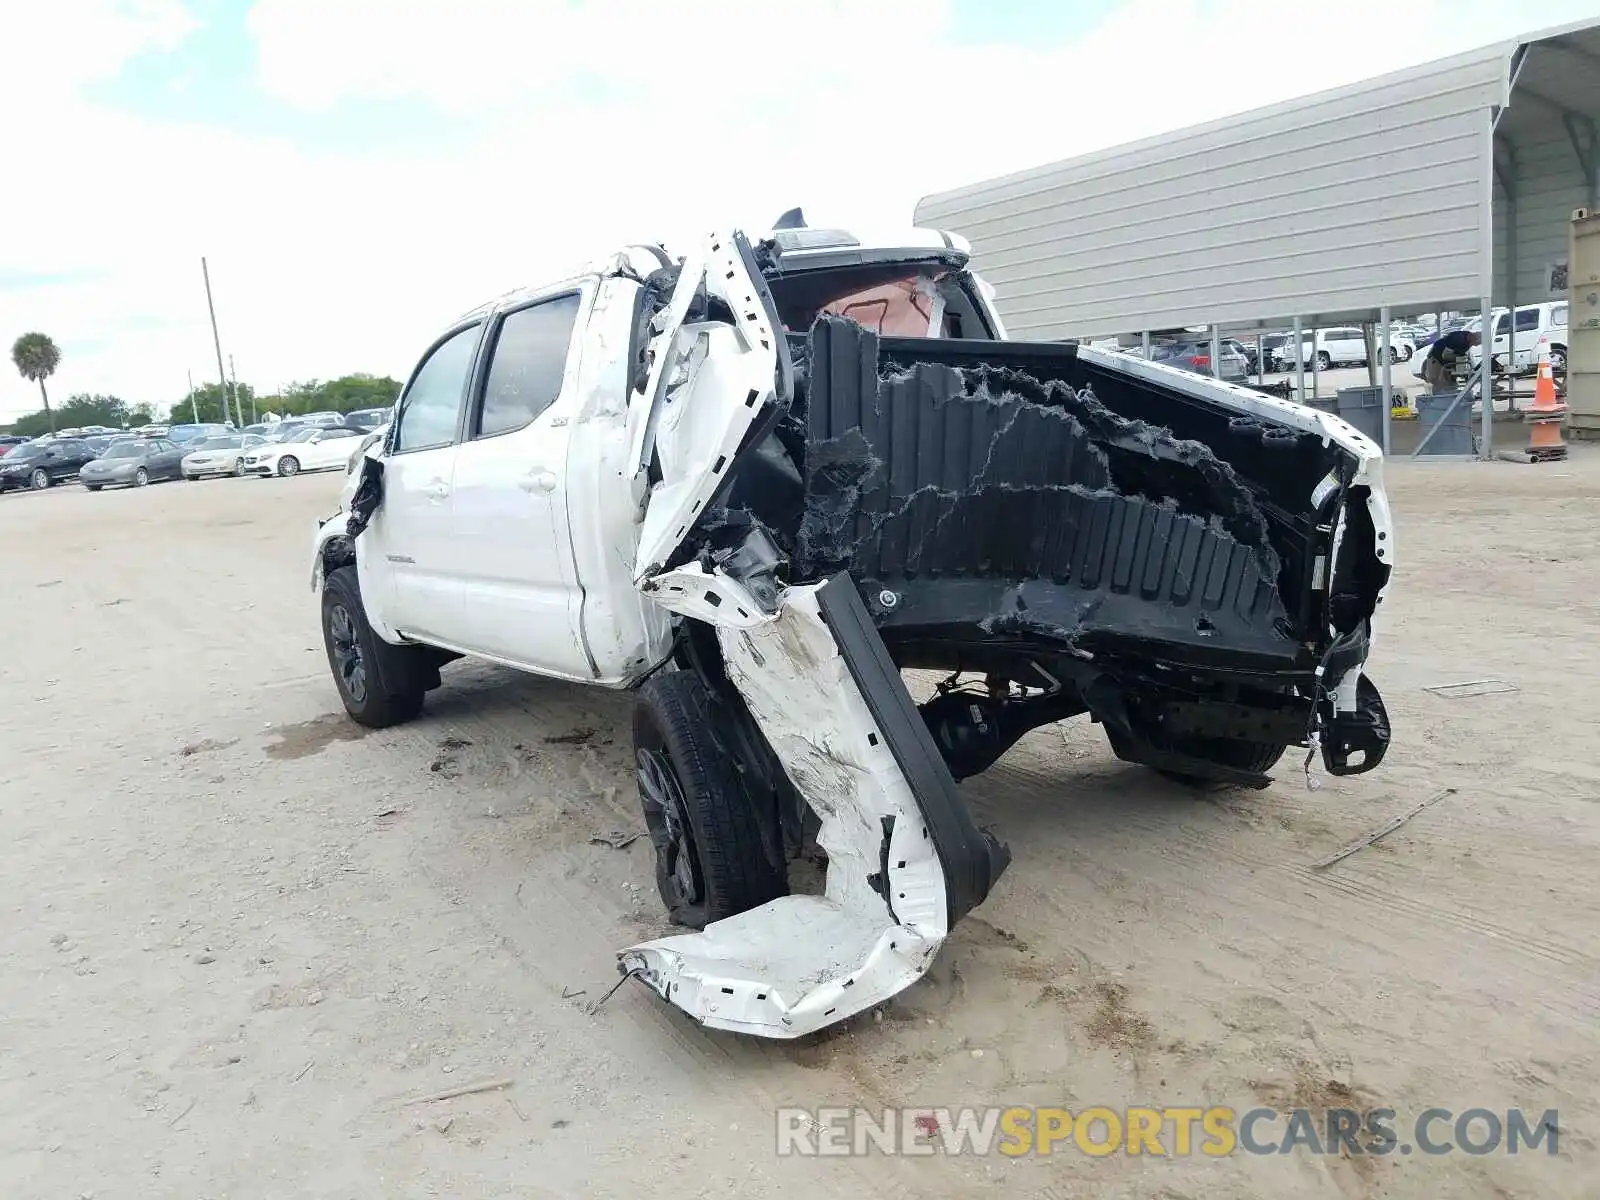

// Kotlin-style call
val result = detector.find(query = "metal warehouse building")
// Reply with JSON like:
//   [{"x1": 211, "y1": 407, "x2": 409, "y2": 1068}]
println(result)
[{"x1": 915, "y1": 17, "x2": 1600, "y2": 455}]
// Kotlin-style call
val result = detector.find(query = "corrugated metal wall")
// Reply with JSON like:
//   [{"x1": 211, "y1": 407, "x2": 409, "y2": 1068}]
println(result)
[
  {"x1": 917, "y1": 49, "x2": 1511, "y2": 340},
  {"x1": 1495, "y1": 129, "x2": 1589, "y2": 305}
]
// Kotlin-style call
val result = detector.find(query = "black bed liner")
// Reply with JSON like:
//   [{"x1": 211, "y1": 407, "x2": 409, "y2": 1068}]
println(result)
[{"x1": 791, "y1": 317, "x2": 1314, "y2": 672}]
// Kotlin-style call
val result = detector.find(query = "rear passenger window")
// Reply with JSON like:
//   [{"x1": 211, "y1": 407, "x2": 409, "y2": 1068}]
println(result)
[
  {"x1": 476, "y1": 295, "x2": 581, "y2": 438},
  {"x1": 1515, "y1": 308, "x2": 1541, "y2": 331},
  {"x1": 394, "y1": 324, "x2": 480, "y2": 453}
]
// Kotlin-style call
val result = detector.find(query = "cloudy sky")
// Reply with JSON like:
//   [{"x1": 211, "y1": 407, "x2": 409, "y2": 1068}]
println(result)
[{"x1": 4, "y1": 0, "x2": 1598, "y2": 423}]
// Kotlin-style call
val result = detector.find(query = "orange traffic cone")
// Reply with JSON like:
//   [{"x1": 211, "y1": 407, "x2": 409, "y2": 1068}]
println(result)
[{"x1": 1526, "y1": 345, "x2": 1568, "y2": 461}]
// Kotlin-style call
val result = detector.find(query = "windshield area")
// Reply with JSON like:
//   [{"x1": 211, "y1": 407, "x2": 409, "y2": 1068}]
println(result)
[
  {"x1": 767, "y1": 263, "x2": 995, "y2": 340},
  {"x1": 287, "y1": 429, "x2": 319, "y2": 443},
  {"x1": 103, "y1": 443, "x2": 146, "y2": 459},
  {"x1": 8, "y1": 444, "x2": 45, "y2": 461},
  {"x1": 194, "y1": 436, "x2": 242, "y2": 450}
]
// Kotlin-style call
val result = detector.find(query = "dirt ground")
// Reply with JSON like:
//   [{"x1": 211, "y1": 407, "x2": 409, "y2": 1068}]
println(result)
[{"x1": 3, "y1": 447, "x2": 1598, "y2": 1199}]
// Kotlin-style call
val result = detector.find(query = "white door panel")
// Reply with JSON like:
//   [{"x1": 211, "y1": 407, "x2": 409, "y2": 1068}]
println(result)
[
  {"x1": 447, "y1": 291, "x2": 594, "y2": 677},
  {"x1": 381, "y1": 446, "x2": 462, "y2": 641}
]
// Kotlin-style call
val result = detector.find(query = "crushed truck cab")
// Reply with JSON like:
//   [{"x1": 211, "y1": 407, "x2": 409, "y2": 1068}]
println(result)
[{"x1": 312, "y1": 216, "x2": 1393, "y2": 1038}]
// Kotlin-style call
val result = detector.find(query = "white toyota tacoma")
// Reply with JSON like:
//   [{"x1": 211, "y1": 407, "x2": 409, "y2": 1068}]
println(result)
[{"x1": 311, "y1": 213, "x2": 1395, "y2": 1039}]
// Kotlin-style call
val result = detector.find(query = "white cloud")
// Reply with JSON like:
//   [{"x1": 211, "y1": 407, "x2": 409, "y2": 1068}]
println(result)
[{"x1": 5, "y1": 0, "x2": 1598, "y2": 422}]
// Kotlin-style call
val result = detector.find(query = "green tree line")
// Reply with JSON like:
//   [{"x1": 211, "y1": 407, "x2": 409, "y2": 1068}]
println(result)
[{"x1": 4, "y1": 373, "x2": 402, "y2": 435}]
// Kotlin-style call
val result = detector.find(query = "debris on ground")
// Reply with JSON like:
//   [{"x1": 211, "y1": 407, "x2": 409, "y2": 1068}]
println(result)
[
  {"x1": 1311, "y1": 787, "x2": 1458, "y2": 869},
  {"x1": 1422, "y1": 679, "x2": 1519, "y2": 699},
  {"x1": 394, "y1": 1078, "x2": 515, "y2": 1108},
  {"x1": 588, "y1": 831, "x2": 641, "y2": 850},
  {"x1": 544, "y1": 727, "x2": 597, "y2": 746}
]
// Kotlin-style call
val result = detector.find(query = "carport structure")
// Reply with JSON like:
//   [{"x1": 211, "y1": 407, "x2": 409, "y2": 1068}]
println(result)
[{"x1": 916, "y1": 17, "x2": 1600, "y2": 459}]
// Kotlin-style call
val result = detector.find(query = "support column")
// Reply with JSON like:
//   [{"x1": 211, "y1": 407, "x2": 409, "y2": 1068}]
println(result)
[
  {"x1": 1293, "y1": 316, "x2": 1305, "y2": 402},
  {"x1": 1380, "y1": 306, "x2": 1392, "y2": 454}
]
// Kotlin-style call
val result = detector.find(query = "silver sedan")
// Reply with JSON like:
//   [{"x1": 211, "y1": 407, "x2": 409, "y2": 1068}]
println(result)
[{"x1": 181, "y1": 434, "x2": 268, "y2": 479}]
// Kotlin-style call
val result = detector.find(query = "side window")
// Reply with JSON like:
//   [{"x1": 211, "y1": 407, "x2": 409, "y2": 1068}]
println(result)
[
  {"x1": 1494, "y1": 313, "x2": 1511, "y2": 335},
  {"x1": 1552, "y1": 304, "x2": 1567, "y2": 327},
  {"x1": 1515, "y1": 308, "x2": 1540, "y2": 332},
  {"x1": 394, "y1": 324, "x2": 481, "y2": 454},
  {"x1": 475, "y1": 294, "x2": 582, "y2": 439}
]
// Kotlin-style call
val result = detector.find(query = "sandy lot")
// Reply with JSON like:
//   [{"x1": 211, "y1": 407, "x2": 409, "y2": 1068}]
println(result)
[{"x1": 2, "y1": 449, "x2": 1597, "y2": 1199}]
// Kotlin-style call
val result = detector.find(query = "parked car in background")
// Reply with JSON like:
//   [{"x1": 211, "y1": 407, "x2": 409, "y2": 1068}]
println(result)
[
  {"x1": 1473, "y1": 302, "x2": 1568, "y2": 373},
  {"x1": 1275, "y1": 326, "x2": 1409, "y2": 370},
  {"x1": 181, "y1": 434, "x2": 268, "y2": 479},
  {"x1": 78, "y1": 438, "x2": 187, "y2": 490},
  {"x1": 343, "y1": 407, "x2": 393, "y2": 432},
  {"x1": 346, "y1": 424, "x2": 390, "y2": 473},
  {"x1": 0, "y1": 438, "x2": 98, "y2": 491},
  {"x1": 240, "y1": 426, "x2": 363, "y2": 477},
  {"x1": 0, "y1": 435, "x2": 29, "y2": 456},
  {"x1": 262, "y1": 421, "x2": 311, "y2": 442},
  {"x1": 166, "y1": 422, "x2": 234, "y2": 446},
  {"x1": 1146, "y1": 337, "x2": 1249, "y2": 381}
]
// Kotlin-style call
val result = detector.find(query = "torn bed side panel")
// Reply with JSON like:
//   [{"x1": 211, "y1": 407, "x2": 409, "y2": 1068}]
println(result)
[{"x1": 622, "y1": 569, "x2": 1007, "y2": 1037}]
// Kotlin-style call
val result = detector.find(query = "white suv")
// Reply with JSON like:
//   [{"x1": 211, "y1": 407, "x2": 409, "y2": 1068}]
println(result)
[
  {"x1": 310, "y1": 220, "x2": 1395, "y2": 1040},
  {"x1": 1275, "y1": 327, "x2": 1412, "y2": 371}
]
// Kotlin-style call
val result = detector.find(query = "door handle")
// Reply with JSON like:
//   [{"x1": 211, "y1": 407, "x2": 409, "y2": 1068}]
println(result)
[
  {"x1": 423, "y1": 479, "x2": 451, "y2": 501},
  {"x1": 519, "y1": 469, "x2": 558, "y2": 494}
]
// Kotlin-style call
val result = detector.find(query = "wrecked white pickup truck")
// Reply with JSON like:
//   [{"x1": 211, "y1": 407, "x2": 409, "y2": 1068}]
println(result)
[{"x1": 311, "y1": 213, "x2": 1394, "y2": 1038}]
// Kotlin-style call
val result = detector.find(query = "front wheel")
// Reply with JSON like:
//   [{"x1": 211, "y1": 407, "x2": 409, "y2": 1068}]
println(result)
[
  {"x1": 633, "y1": 672, "x2": 788, "y2": 929},
  {"x1": 1400, "y1": 345, "x2": 1413, "y2": 362},
  {"x1": 133, "y1": 468, "x2": 149, "y2": 487},
  {"x1": 233, "y1": 460, "x2": 247, "y2": 477},
  {"x1": 277, "y1": 456, "x2": 300, "y2": 477},
  {"x1": 320, "y1": 565, "x2": 428, "y2": 728},
  {"x1": 30, "y1": 468, "x2": 50, "y2": 491},
  {"x1": 85, "y1": 484, "x2": 103, "y2": 492}
]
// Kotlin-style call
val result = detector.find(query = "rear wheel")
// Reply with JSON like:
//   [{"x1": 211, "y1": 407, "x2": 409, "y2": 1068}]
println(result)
[
  {"x1": 85, "y1": 484, "x2": 103, "y2": 492},
  {"x1": 320, "y1": 565, "x2": 429, "y2": 728},
  {"x1": 633, "y1": 672, "x2": 788, "y2": 929},
  {"x1": 1149, "y1": 735, "x2": 1287, "y2": 788},
  {"x1": 1315, "y1": 351, "x2": 1332, "y2": 371}
]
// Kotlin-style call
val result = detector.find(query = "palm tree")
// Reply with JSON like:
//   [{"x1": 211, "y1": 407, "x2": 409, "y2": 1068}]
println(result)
[{"x1": 12, "y1": 332, "x2": 62, "y2": 434}]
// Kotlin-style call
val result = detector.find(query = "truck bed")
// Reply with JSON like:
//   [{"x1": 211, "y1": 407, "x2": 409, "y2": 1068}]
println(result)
[{"x1": 777, "y1": 317, "x2": 1372, "y2": 683}]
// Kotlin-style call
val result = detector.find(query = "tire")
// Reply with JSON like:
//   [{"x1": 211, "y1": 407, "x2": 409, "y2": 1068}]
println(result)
[
  {"x1": 1400, "y1": 345, "x2": 1414, "y2": 362},
  {"x1": 134, "y1": 468, "x2": 149, "y2": 487},
  {"x1": 320, "y1": 565, "x2": 428, "y2": 728},
  {"x1": 1154, "y1": 736, "x2": 1288, "y2": 787},
  {"x1": 633, "y1": 672, "x2": 788, "y2": 929},
  {"x1": 1315, "y1": 351, "x2": 1332, "y2": 371},
  {"x1": 278, "y1": 456, "x2": 300, "y2": 477},
  {"x1": 233, "y1": 460, "x2": 247, "y2": 477},
  {"x1": 1551, "y1": 346, "x2": 1566, "y2": 373},
  {"x1": 30, "y1": 468, "x2": 50, "y2": 491},
  {"x1": 85, "y1": 484, "x2": 103, "y2": 492}
]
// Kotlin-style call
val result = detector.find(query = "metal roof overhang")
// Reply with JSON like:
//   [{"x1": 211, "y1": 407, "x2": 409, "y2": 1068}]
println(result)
[{"x1": 1220, "y1": 19, "x2": 1600, "y2": 335}]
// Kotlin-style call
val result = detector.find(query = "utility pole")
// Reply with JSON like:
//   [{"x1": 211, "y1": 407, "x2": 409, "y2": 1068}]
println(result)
[
  {"x1": 201, "y1": 257, "x2": 234, "y2": 429},
  {"x1": 229, "y1": 354, "x2": 251, "y2": 426},
  {"x1": 187, "y1": 369, "x2": 198, "y2": 423}
]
